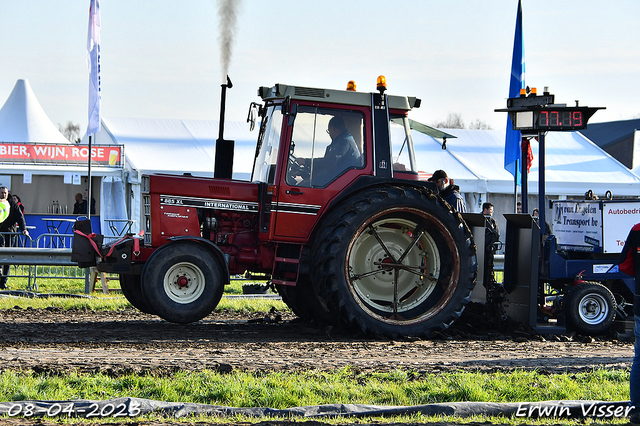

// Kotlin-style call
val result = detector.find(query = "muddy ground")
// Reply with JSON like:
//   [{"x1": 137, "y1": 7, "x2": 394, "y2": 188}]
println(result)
[
  {"x1": 0, "y1": 304, "x2": 634, "y2": 375},
  {"x1": 0, "y1": 304, "x2": 635, "y2": 425}
]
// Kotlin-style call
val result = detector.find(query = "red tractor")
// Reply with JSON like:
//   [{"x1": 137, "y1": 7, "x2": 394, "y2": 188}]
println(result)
[{"x1": 83, "y1": 77, "x2": 477, "y2": 338}]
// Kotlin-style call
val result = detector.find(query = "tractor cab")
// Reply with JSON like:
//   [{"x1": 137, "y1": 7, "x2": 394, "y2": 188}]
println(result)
[{"x1": 250, "y1": 79, "x2": 423, "y2": 241}]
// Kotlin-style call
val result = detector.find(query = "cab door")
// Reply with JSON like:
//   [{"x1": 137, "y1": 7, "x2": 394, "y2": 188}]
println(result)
[{"x1": 273, "y1": 103, "x2": 369, "y2": 240}]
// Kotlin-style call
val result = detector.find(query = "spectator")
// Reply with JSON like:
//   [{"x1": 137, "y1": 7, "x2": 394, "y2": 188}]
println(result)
[
  {"x1": 429, "y1": 169, "x2": 466, "y2": 212},
  {"x1": 618, "y1": 224, "x2": 640, "y2": 426},
  {"x1": 482, "y1": 202, "x2": 500, "y2": 289},
  {"x1": 0, "y1": 186, "x2": 29, "y2": 289},
  {"x1": 73, "y1": 193, "x2": 87, "y2": 215},
  {"x1": 532, "y1": 208, "x2": 551, "y2": 235},
  {"x1": 11, "y1": 195, "x2": 24, "y2": 214},
  {"x1": 75, "y1": 190, "x2": 96, "y2": 215},
  {"x1": 516, "y1": 201, "x2": 522, "y2": 214},
  {"x1": 84, "y1": 189, "x2": 96, "y2": 215}
]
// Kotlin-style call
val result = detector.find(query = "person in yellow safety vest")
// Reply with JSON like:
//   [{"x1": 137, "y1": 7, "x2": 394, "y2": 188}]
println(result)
[{"x1": 0, "y1": 186, "x2": 29, "y2": 289}]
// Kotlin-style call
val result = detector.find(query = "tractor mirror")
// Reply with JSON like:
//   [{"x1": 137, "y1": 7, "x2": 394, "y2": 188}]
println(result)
[{"x1": 246, "y1": 102, "x2": 262, "y2": 132}]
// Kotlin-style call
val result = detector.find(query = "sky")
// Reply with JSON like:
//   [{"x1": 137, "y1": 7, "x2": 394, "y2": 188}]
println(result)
[{"x1": 0, "y1": 0, "x2": 638, "y2": 137}]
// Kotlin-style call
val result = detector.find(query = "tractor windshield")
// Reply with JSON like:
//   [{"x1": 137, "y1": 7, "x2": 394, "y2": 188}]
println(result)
[
  {"x1": 390, "y1": 116, "x2": 417, "y2": 173},
  {"x1": 252, "y1": 104, "x2": 283, "y2": 184}
]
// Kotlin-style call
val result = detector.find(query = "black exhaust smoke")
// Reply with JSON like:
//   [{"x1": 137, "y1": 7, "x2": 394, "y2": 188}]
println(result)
[{"x1": 214, "y1": 75, "x2": 234, "y2": 179}]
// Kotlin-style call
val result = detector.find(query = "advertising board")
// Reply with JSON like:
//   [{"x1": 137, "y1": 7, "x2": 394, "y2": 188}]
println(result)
[
  {"x1": 0, "y1": 143, "x2": 123, "y2": 167},
  {"x1": 551, "y1": 201, "x2": 602, "y2": 252},
  {"x1": 602, "y1": 201, "x2": 640, "y2": 253}
]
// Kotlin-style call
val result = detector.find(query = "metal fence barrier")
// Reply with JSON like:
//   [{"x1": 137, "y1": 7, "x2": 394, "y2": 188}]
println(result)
[{"x1": 0, "y1": 232, "x2": 90, "y2": 291}]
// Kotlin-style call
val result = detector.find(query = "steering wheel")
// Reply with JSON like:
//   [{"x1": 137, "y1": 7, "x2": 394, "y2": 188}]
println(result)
[{"x1": 287, "y1": 152, "x2": 310, "y2": 184}]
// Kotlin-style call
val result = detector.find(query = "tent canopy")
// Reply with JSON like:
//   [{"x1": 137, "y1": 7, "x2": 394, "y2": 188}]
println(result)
[
  {"x1": 412, "y1": 129, "x2": 640, "y2": 197},
  {"x1": 0, "y1": 79, "x2": 70, "y2": 144},
  {"x1": 83, "y1": 117, "x2": 257, "y2": 180},
  {"x1": 84, "y1": 117, "x2": 640, "y2": 198}
]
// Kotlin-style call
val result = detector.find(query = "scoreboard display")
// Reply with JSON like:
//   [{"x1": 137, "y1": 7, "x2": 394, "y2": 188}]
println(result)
[
  {"x1": 510, "y1": 107, "x2": 601, "y2": 131},
  {"x1": 496, "y1": 91, "x2": 604, "y2": 132}
]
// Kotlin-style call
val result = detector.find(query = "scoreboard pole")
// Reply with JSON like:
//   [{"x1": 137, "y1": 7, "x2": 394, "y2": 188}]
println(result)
[
  {"x1": 496, "y1": 89, "x2": 604, "y2": 239},
  {"x1": 538, "y1": 132, "x2": 546, "y2": 236}
]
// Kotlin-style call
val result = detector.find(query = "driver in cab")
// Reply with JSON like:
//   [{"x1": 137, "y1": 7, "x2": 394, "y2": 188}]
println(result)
[{"x1": 293, "y1": 116, "x2": 361, "y2": 186}]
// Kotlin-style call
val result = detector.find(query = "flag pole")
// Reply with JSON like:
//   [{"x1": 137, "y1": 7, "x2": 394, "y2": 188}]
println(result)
[{"x1": 87, "y1": 135, "x2": 92, "y2": 219}]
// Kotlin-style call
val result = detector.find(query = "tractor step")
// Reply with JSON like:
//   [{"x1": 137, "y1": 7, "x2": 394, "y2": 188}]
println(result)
[{"x1": 271, "y1": 243, "x2": 304, "y2": 287}]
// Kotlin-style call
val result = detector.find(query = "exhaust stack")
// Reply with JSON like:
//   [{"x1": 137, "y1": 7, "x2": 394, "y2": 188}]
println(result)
[{"x1": 214, "y1": 76, "x2": 234, "y2": 179}]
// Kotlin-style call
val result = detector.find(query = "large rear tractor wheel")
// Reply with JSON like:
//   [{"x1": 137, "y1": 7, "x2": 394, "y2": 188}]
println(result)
[
  {"x1": 141, "y1": 242, "x2": 224, "y2": 323},
  {"x1": 311, "y1": 185, "x2": 477, "y2": 338},
  {"x1": 119, "y1": 274, "x2": 156, "y2": 315},
  {"x1": 565, "y1": 281, "x2": 616, "y2": 335}
]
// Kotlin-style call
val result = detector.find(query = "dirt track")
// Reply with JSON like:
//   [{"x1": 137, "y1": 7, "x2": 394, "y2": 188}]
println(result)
[{"x1": 0, "y1": 305, "x2": 634, "y2": 376}]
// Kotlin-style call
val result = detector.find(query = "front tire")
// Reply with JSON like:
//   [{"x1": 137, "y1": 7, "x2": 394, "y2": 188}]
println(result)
[
  {"x1": 119, "y1": 274, "x2": 156, "y2": 315},
  {"x1": 565, "y1": 282, "x2": 616, "y2": 335},
  {"x1": 311, "y1": 185, "x2": 476, "y2": 338},
  {"x1": 141, "y1": 242, "x2": 224, "y2": 323}
]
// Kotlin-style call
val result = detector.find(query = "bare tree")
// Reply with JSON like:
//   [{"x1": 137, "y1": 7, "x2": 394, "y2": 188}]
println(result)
[
  {"x1": 432, "y1": 113, "x2": 493, "y2": 130},
  {"x1": 432, "y1": 113, "x2": 465, "y2": 129},
  {"x1": 468, "y1": 119, "x2": 492, "y2": 130},
  {"x1": 58, "y1": 121, "x2": 81, "y2": 143}
]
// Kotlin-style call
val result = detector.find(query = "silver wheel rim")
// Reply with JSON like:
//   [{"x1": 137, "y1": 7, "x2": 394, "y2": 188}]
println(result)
[
  {"x1": 163, "y1": 262, "x2": 206, "y2": 304},
  {"x1": 578, "y1": 292, "x2": 609, "y2": 325},
  {"x1": 346, "y1": 211, "x2": 457, "y2": 325}
]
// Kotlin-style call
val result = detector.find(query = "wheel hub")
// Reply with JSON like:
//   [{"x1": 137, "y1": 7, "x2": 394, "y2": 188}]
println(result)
[
  {"x1": 176, "y1": 276, "x2": 189, "y2": 288},
  {"x1": 579, "y1": 293, "x2": 608, "y2": 325},
  {"x1": 162, "y1": 262, "x2": 206, "y2": 305}
]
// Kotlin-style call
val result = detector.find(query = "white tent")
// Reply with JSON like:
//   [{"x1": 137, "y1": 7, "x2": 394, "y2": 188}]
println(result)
[
  {"x1": 0, "y1": 79, "x2": 70, "y2": 144},
  {"x1": 412, "y1": 128, "x2": 640, "y2": 237},
  {"x1": 82, "y1": 117, "x2": 257, "y2": 180},
  {"x1": 413, "y1": 129, "x2": 640, "y2": 198},
  {"x1": 82, "y1": 117, "x2": 259, "y2": 233},
  {"x1": 82, "y1": 117, "x2": 640, "y2": 238},
  {"x1": 0, "y1": 79, "x2": 123, "y2": 240}
]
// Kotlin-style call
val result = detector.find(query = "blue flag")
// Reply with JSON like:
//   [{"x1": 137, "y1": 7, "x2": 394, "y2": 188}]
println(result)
[{"x1": 504, "y1": 0, "x2": 525, "y2": 181}]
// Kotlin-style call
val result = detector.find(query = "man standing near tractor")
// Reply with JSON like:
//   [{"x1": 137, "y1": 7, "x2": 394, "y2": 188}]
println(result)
[{"x1": 430, "y1": 169, "x2": 466, "y2": 213}]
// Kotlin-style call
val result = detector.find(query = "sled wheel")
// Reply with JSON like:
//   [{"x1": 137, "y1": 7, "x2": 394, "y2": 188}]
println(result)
[
  {"x1": 311, "y1": 185, "x2": 477, "y2": 338},
  {"x1": 119, "y1": 274, "x2": 156, "y2": 315},
  {"x1": 565, "y1": 281, "x2": 616, "y2": 335},
  {"x1": 276, "y1": 279, "x2": 334, "y2": 323},
  {"x1": 141, "y1": 242, "x2": 224, "y2": 323}
]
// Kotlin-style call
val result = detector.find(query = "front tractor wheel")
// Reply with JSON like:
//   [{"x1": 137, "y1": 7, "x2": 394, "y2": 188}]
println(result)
[
  {"x1": 141, "y1": 242, "x2": 224, "y2": 323},
  {"x1": 311, "y1": 186, "x2": 476, "y2": 338},
  {"x1": 565, "y1": 282, "x2": 616, "y2": 335},
  {"x1": 119, "y1": 274, "x2": 155, "y2": 315}
]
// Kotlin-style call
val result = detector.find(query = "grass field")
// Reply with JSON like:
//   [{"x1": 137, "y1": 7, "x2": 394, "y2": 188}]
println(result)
[{"x1": 0, "y1": 272, "x2": 633, "y2": 425}]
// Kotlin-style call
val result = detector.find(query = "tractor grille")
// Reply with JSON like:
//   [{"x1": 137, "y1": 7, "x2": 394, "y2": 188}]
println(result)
[
  {"x1": 209, "y1": 185, "x2": 231, "y2": 196},
  {"x1": 143, "y1": 194, "x2": 151, "y2": 245},
  {"x1": 294, "y1": 86, "x2": 325, "y2": 98}
]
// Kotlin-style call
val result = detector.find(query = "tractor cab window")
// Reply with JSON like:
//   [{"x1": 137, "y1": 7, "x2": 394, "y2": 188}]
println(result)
[
  {"x1": 252, "y1": 104, "x2": 283, "y2": 184},
  {"x1": 390, "y1": 116, "x2": 417, "y2": 173},
  {"x1": 286, "y1": 106, "x2": 365, "y2": 188}
]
